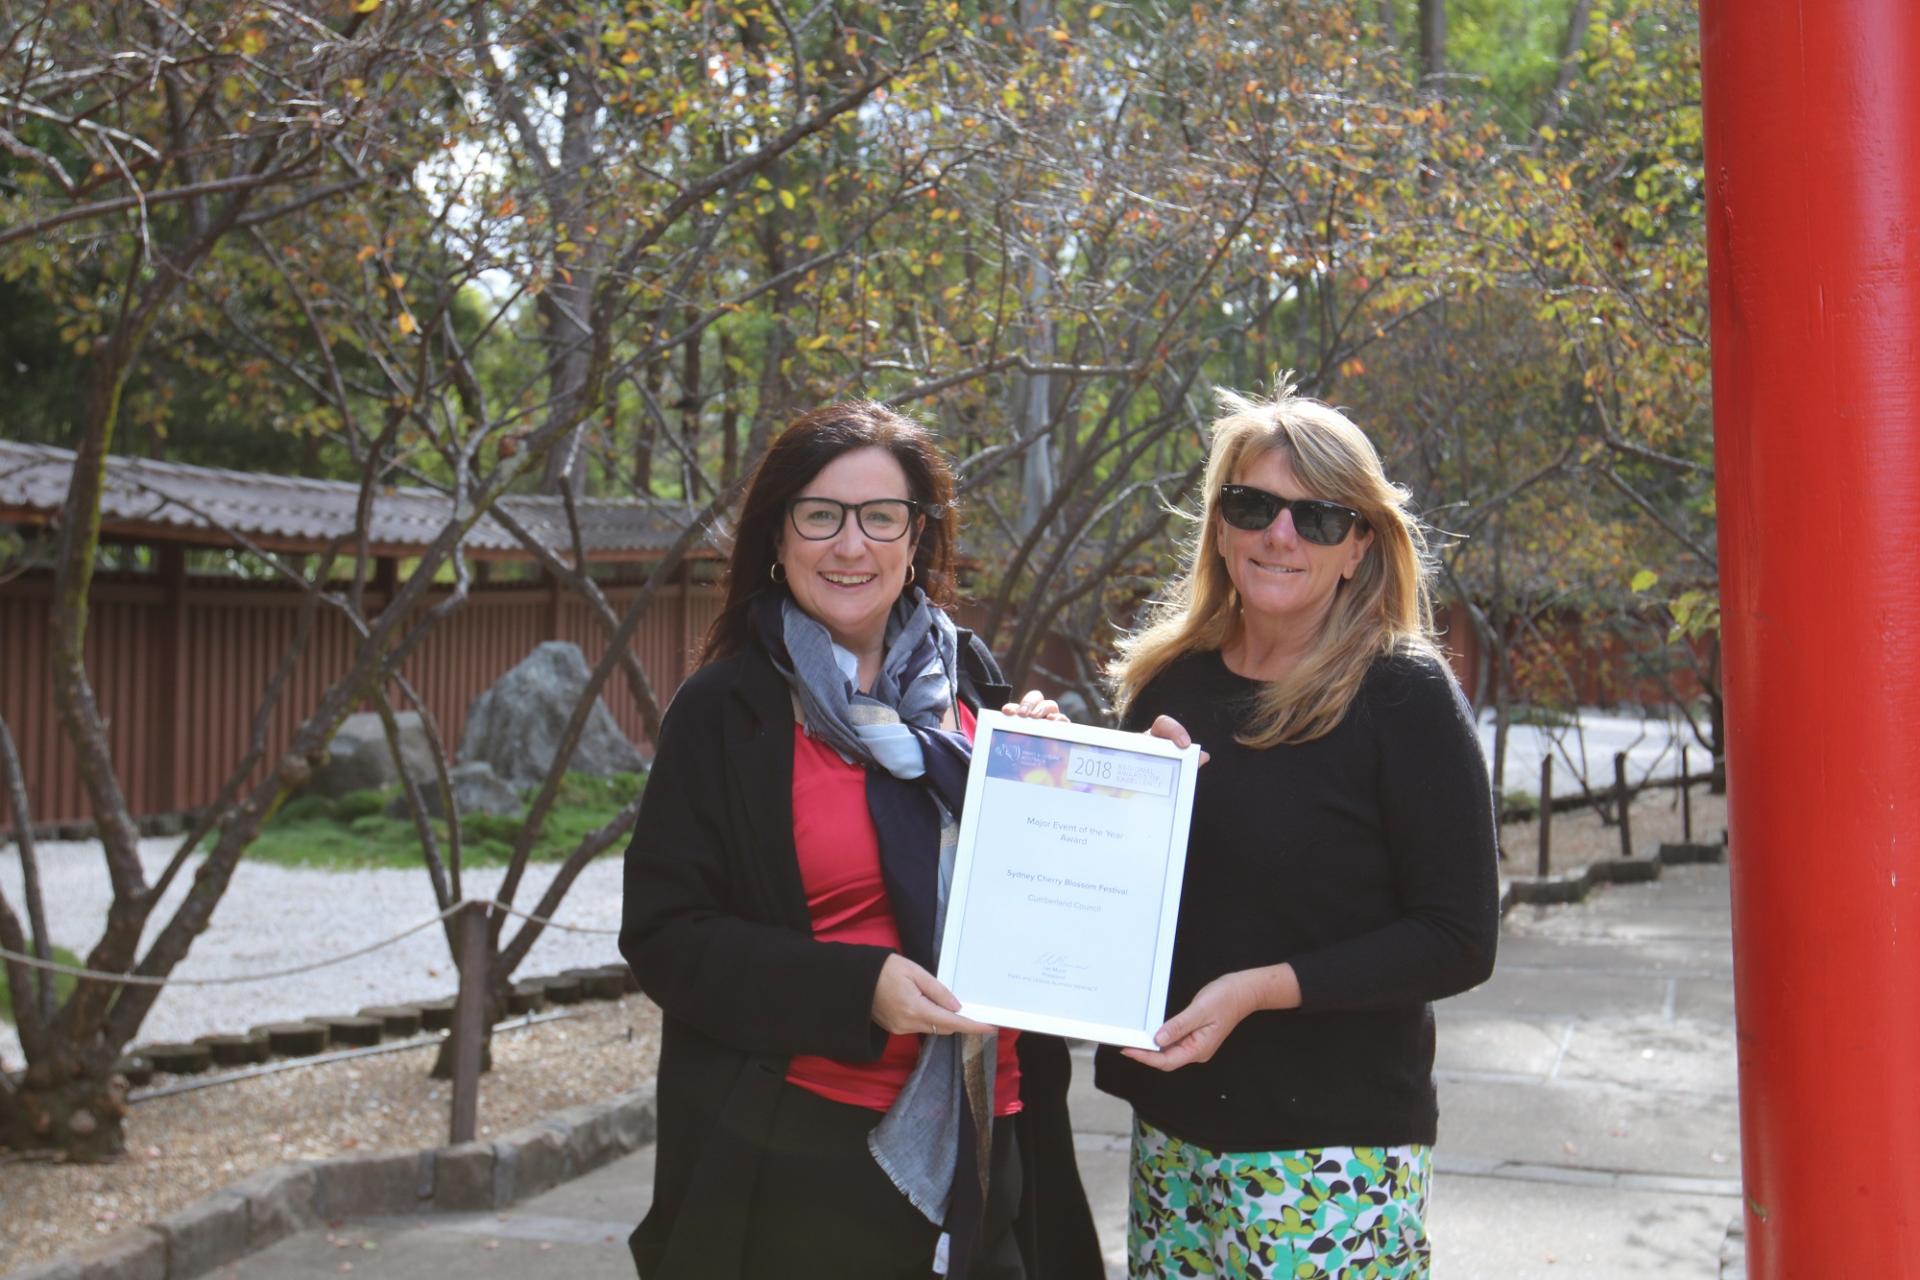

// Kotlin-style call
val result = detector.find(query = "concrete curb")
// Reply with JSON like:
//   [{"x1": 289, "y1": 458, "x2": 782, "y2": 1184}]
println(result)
[
  {"x1": 1500, "y1": 840, "x2": 1728, "y2": 913},
  {"x1": 2, "y1": 1089, "x2": 656, "y2": 1280}
]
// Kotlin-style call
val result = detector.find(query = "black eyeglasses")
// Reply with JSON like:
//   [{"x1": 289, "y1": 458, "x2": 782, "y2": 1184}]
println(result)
[
  {"x1": 786, "y1": 496, "x2": 930, "y2": 542},
  {"x1": 1217, "y1": 484, "x2": 1365, "y2": 546}
]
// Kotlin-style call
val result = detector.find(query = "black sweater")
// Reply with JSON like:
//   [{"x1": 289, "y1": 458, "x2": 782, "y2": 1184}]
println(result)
[
  {"x1": 1094, "y1": 648, "x2": 1499, "y2": 1152},
  {"x1": 620, "y1": 635, "x2": 1101, "y2": 1279}
]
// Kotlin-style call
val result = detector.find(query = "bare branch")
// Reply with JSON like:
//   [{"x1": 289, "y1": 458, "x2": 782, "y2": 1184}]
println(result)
[
  {"x1": 0, "y1": 165, "x2": 323, "y2": 248},
  {"x1": 0, "y1": 715, "x2": 54, "y2": 1036}
]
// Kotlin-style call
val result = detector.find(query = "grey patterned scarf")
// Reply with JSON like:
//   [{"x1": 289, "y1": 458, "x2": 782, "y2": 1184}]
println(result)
[{"x1": 754, "y1": 589, "x2": 997, "y2": 1261}]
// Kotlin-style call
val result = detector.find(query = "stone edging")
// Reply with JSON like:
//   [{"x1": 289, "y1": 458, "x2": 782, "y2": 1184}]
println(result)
[
  {"x1": 117, "y1": 964, "x2": 638, "y2": 1085},
  {"x1": 3, "y1": 1087, "x2": 658, "y2": 1280},
  {"x1": 1499, "y1": 840, "x2": 1727, "y2": 914}
]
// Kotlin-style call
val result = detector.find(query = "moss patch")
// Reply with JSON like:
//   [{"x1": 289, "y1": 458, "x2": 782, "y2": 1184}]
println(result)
[
  {"x1": 0, "y1": 945, "x2": 81, "y2": 1026},
  {"x1": 250, "y1": 772, "x2": 643, "y2": 870}
]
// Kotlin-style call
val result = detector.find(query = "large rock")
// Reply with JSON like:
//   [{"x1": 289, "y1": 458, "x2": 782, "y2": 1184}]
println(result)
[
  {"x1": 307, "y1": 712, "x2": 436, "y2": 798},
  {"x1": 459, "y1": 642, "x2": 646, "y2": 786},
  {"x1": 383, "y1": 760, "x2": 522, "y2": 820},
  {"x1": 448, "y1": 760, "x2": 523, "y2": 816}
]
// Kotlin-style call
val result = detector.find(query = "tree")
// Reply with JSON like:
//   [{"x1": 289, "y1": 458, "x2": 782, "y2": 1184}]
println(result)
[
  {"x1": 1343, "y1": 0, "x2": 1712, "y2": 793},
  {"x1": 1, "y1": 0, "x2": 474, "y2": 1157},
  {"x1": 895, "y1": 2, "x2": 1468, "y2": 699},
  {"x1": 0, "y1": 0, "x2": 988, "y2": 1155},
  {"x1": 1468, "y1": 0, "x2": 1715, "y2": 769}
]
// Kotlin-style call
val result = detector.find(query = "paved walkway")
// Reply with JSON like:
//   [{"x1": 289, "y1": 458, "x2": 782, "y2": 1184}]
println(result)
[{"x1": 213, "y1": 863, "x2": 1743, "y2": 1280}]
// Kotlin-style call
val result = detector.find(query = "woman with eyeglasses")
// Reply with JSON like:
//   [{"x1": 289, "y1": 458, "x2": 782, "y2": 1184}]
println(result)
[
  {"x1": 1099, "y1": 382, "x2": 1500, "y2": 1278},
  {"x1": 619, "y1": 402, "x2": 1101, "y2": 1279}
]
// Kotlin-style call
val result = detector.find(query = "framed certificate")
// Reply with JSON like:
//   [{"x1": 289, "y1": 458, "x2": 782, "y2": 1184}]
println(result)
[{"x1": 936, "y1": 711, "x2": 1200, "y2": 1049}]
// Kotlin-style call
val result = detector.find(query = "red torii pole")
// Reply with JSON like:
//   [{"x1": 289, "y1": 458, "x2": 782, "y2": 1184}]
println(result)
[{"x1": 1701, "y1": 3, "x2": 1920, "y2": 1273}]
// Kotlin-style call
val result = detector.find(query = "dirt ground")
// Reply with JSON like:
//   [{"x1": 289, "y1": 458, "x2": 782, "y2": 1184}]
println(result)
[
  {"x1": 0, "y1": 997, "x2": 663, "y2": 1273},
  {"x1": 1496, "y1": 781, "x2": 1726, "y2": 877}
]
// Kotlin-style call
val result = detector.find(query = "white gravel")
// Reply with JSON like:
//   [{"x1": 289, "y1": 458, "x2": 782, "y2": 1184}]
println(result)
[
  {"x1": 1476, "y1": 709, "x2": 1706, "y2": 791},
  {"x1": 0, "y1": 837, "x2": 625, "y2": 1071}
]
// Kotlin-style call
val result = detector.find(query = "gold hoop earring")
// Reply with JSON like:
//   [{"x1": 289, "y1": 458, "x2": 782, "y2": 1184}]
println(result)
[
  {"x1": 769, "y1": 562, "x2": 786, "y2": 584},
  {"x1": 905, "y1": 563, "x2": 916, "y2": 587}
]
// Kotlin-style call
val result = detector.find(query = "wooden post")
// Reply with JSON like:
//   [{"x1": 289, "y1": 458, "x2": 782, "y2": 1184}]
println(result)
[
  {"x1": 155, "y1": 545, "x2": 188, "y2": 816},
  {"x1": 678, "y1": 566, "x2": 693, "y2": 683},
  {"x1": 1614, "y1": 752, "x2": 1633, "y2": 859},
  {"x1": 450, "y1": 901, "x2": 489, "y2": 1145},
  {"x1": 1536, "y1": 754, "x2": 1553, "y2": 876},
  {"x1": 373, "y1": 556, "x2": 398, "y2": 599},
  {"x1": 1681, "y1": 746, "x2": 1694, "y2": 842}
]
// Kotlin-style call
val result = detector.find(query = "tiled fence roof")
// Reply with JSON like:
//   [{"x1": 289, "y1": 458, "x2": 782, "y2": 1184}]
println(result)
[{"x1": 0, "y1": 441, "x2": 712, "y2": 561}]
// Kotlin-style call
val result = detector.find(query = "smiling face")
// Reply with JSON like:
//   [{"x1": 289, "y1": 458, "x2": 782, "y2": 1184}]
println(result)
[
  {"x1": 776, "y1": 446, "x2": 922, "y2": 664},
  {"x1": 1218, "y1": 447, "x2": 1372, "y2": 641}
]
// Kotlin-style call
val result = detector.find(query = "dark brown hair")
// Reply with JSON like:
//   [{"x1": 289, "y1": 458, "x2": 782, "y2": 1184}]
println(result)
[{"x1": 701, "y1": 401, "x2": 958, "y2": 664}]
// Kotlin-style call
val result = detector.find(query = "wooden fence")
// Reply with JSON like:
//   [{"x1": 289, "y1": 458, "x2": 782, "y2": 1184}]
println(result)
[{"x1": 1, "y1": 569, "x2": 722, "y2": 827}]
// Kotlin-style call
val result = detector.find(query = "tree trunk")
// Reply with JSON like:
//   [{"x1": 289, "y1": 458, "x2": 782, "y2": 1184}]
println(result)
[
  {"x1": 538, "y1": 66, "x2": 607, "y2": 497},
  {"x1": 1489, "y1": 632, "x2": 1511, "y2": 803},
  {"x1": 427, "y1": 985, "x2": 499, "y2": 1080},
  {"x1": 1706, "y1": 634, "x2": 1727, "y2": 794},
  {"x1": 1014, "y1": 0, "x2": 1059, "y2": 541},
  {"x1": 428, "y1": 1037, "x2": 496, "y2": 1080},
  {"x1": 1418, "y1": 0, "x2": 1446, "y2": 92},
  {"x1": 1, "y1": 1052, "x2": 132, "y2": 1161},
  {"x1": 1465, "y1": 597, "x2": 1509, "y2": 807},
  {"x1": 1536, "y1": 0, "x2": 1595, "y2": 137}
]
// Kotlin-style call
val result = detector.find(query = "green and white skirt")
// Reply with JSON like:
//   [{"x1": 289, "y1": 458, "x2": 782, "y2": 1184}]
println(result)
[{"x1": 1128, "y1": 1116, "x2": 1431, "y2": 1279}]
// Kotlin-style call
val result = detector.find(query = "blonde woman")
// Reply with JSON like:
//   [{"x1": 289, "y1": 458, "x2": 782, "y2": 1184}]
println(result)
[{"x1": 1103, "y1": 381, "x2": 1499, "y2": 1278}]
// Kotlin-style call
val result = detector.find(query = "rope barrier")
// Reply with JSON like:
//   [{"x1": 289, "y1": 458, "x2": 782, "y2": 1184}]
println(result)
[
  {"x1": 487, "y1": 900, "x2": 622, "y2": 937},
  {"x1": 0, "y1": 898, "x2": 620, "y2": 987}
]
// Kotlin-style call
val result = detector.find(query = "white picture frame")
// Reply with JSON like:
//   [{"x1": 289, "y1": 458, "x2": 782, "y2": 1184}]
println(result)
[{"x1": 936, "y1": 710, "x2": 1200, "y2": 1049}]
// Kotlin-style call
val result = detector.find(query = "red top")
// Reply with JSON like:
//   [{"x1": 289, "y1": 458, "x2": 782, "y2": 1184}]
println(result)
[{"x1": 785, "y1": 702, "x2": 1022, "y2": 1115}]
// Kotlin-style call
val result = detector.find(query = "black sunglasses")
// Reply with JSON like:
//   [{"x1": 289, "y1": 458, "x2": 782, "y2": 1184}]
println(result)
[
  {"x1": 1217, "y1": 484, "x2": 1365, "y2": 546},
  {"x1": 786, "y1": 496, "x2": 931, "y2": 542}
]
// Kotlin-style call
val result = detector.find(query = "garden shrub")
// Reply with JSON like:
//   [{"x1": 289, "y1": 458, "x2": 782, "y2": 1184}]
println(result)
[
  {"x1": 334, "y1": 790, "x2": 386, "y2": 821},
  {"x1": 0, "y1": 946, "x2": 81, "y2": 1026},
  {"x1": 273, "y1": 793, "x2": 338, "y2": 826}
]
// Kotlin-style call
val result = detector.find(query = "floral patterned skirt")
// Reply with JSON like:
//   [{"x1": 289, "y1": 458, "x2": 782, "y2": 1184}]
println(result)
[{"x1": 1127, "y1": 1116, "x2": 1432, "y2": 1279}]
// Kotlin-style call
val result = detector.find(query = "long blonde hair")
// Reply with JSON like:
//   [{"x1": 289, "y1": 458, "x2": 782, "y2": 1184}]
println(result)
[{"x1": 1109, "y1": 380, "x2": 1440, "y2": 746}]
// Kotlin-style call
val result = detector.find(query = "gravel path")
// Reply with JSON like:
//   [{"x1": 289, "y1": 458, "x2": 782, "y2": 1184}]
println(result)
[{"x1": 1, "y1": 839, "x2": 625, "y2": 1070}]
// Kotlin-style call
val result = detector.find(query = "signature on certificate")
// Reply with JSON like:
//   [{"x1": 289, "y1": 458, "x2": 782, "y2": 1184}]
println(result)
[{"x1": 1034, "y1": 950, "x2": 1090, "y2": 976}]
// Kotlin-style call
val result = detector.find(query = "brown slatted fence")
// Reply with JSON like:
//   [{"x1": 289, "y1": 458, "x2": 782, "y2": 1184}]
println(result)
[{"x1": 0, "y1": 572, "x2": 719, "y2": 828}]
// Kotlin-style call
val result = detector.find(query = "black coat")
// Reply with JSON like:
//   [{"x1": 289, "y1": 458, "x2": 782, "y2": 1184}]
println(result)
[{"x1": 620, "y1": 631, "x2": 1102, "y2": 1279}]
